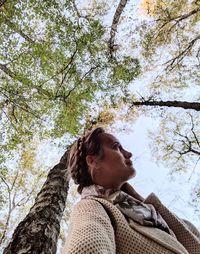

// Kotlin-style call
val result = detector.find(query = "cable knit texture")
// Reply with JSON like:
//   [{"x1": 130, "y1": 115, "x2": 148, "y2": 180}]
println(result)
[{"x1": 62, "y1": 193, "x2": 200, "y2": 254}]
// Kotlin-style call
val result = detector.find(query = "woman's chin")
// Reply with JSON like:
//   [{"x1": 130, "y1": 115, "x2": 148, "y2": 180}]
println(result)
[{"x1": 130, "y1": 167, "x2": 136, "y2": 178}]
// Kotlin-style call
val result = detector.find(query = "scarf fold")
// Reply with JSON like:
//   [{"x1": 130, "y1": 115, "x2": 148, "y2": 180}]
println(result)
[{"x1": 81, "y1": 184, "x2": 171, "y2": 234}]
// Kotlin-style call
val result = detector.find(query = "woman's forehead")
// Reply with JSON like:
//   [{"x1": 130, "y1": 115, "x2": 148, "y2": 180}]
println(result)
[{"x1": 99, "y1": 133, "x2": 119, "y2": 144}]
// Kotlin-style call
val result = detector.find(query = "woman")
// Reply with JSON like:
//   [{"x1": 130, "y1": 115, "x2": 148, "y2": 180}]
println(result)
[{"x1": 63, "y1": 127, "x2": 200, "y2": 254}]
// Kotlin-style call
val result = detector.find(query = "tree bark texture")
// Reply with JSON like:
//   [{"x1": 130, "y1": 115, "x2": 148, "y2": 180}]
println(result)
[
  {"x1": 3, "y1": 149, "x2": 70, "y2": 254},
  {"x1": 131, "y1": 100, "x2": 200, "y2": 111}
]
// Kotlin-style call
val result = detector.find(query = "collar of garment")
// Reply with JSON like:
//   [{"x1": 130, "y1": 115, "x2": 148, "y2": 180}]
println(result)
[{"x1": 81, "y1": 184, "x2": 171, "y2": 234}]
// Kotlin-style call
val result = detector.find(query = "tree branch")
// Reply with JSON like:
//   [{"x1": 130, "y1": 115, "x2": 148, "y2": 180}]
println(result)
[
  {"x1": 55, "y1": 65, "x2": 99, "y2": 103},
  {"x1": 174, "y1": 131, "x2": 200, "y2": 156},
  {"x1": 4, "y1": 18, "x2": 34, "y2": 43},
  {"x1": 42, "y1": 45, "x2": 78, "y2": 89},
  {"x1": 188, "y1": 113, "x2": 200, "y2": 148},
  {"x1": 0, "y1": 89, "x2": 41, "y2": 120},
  {"x1": 130, "y1": 99, "x2": 200, "y2": 111},
  {"x1": 157, "y1": 6, "x2": 200, "y2": 31},
  {"x1": 165, "y1": 35, "x2": 200, "y2": 70}
]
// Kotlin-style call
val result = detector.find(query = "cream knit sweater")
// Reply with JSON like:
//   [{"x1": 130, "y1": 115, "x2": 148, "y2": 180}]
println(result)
[{"x1": 62, "y1": 193, "x2": 200, "y2": 254}]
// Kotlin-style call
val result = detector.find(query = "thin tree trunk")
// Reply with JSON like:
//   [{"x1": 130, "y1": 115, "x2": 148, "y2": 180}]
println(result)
[
  {"x1": 0, "y1": 177, "x2": 12, "y2": 245},
  {"x1": 3, "y1": 150, "x2": 70, "y2": 254},
  {"x1": 130, "y1": 100, "x2": 200, "y2": 111},
  {"x1": 109, "y1": 0, "x2": 128, "y2": 58}
]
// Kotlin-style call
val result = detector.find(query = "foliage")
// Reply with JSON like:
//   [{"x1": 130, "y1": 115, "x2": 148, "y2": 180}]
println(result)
[
  {"x1": 137, "y1": 0, "x2": 200, "y2": 205},
  {"x1": 139, "y1": 0, "x2": 200, "y2": 93},
  {"x1": 0, "y1": 0, "x2": 140, "y2": 148},
  {"x1": 148, "y1": 111, "x2": 200, "y2": 173}
]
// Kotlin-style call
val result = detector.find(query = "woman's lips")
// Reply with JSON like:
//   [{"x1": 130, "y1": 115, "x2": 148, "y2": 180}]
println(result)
[{"x1": 125, "y1": 160, "x2": 133, "y2": 166}]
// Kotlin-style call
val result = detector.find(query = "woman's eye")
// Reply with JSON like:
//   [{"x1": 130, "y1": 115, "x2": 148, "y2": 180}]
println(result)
[
  {"x1": 119, "y1": 145, "x2": 123, "y2": 151},
  {"x1": 113, "y1": 143, "x2": 119, "y2": 149},
  {"x1": 113, "y1": 143, "x2": 122, "y2": 150}
]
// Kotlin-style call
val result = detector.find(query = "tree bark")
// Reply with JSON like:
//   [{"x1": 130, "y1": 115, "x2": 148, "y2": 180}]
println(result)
[
  {"x1": 3, "y1": 150, "x2": 70, "y2": 254},
  {"x1": 130, "y1": 100, "x2": 200, "y2": 111},
  {"x1": 109, "y1": 0, "x2": 128, "y2": 58}
]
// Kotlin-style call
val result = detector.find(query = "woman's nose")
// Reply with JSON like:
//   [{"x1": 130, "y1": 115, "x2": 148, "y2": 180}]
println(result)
[{"x1": 123, "y1": 149, "x2": 132, "y2": 159}]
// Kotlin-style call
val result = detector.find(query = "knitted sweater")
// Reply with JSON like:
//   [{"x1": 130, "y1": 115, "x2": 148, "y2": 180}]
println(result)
[{"x1": 62, "y1": 193, "x2": 200, "y2": 254}]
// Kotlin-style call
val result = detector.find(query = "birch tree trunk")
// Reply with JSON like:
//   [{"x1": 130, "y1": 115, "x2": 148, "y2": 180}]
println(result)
[
  {"x1": 109, "y1": 0, "x2": 128, "y2": 58},
  {"x1": 3, "y1": 150, "x2": 70, "y2": 254}
]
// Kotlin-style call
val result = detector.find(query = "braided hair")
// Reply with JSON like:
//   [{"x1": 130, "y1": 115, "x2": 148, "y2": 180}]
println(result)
[{"x1": 69, "y1": 127, "x2": 105, "y2": 194}]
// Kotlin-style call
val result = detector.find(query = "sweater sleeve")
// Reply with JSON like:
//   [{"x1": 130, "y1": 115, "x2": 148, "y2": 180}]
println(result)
[{"x1": 62, "y1": 199, "x2": 116, "y2": 254}]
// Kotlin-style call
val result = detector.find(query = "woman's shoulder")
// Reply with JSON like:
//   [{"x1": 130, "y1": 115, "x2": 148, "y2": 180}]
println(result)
[{"x1": 73, "y1": 198, "x2": 110, "y2": 215}]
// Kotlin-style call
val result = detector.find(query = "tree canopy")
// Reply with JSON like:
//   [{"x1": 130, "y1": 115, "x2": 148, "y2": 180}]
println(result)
[{"x1": 0, "y1": 0, "x2": 199, "y2": 253}]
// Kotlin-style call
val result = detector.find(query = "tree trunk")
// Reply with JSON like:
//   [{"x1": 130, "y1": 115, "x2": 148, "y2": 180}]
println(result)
[
  {"x1": 109, "y1": 0, "x2": 128, "y2": 58},
  {"x1": 130, "y1": 100, "x2": 200, "y2": 111},
  {"x1": 3, "y1": 150, "x2": 70, "y2": 254}
]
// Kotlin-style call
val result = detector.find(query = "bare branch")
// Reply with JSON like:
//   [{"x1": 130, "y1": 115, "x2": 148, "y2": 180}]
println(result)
[
  {"x1": 165, "y1": 35, "x2": 200, "y2": 70},
  {"x1": 188, "y1": 113, "x2": 200, "y2": 148},
  {"x1": 188, "y1": 157, "x2": 200, "y2": 182},
  {"x1": 10, "y1": 171, "x2": 19, "y2": 191},
  {"x1": 72, "y1": 0, "x2": 90, "y2": 22},
  {"x1": 16, "y1": 188, "x2": 35, "y2": 207},
  {"x1": 0, "y1": 175, "x2": 11, "y2": 192},
  {"x1": 174, "y1": 130, "x2": 200, "y2": 156}
]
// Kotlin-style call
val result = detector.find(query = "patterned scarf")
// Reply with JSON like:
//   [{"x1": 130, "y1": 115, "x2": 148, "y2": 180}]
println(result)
[{"x1": 81, "y1": 184, "x2": 171, "y2": 234}]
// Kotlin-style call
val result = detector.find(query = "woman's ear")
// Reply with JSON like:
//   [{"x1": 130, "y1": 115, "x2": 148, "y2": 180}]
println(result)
[{"x1": 86, "y1": 155, "x2": 97, "y2": 169}]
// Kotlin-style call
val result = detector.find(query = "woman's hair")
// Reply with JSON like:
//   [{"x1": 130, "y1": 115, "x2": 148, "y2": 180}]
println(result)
[{"x1": 69, "y1": 127, "x2": 105, "y2": 194}]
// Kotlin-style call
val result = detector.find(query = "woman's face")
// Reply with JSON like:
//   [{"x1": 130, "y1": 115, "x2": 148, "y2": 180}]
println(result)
[{"x1": 86, "y1": 132, "x2": 136, "y2": 189}]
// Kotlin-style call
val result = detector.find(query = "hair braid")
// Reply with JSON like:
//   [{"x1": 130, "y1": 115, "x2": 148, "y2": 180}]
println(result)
[{"x1": 69, "y1": 127, "x2": 105, "y2": 194}]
